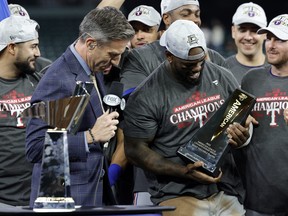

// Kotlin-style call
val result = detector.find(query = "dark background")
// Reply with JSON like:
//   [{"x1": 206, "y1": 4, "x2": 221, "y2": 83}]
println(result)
[{"x1": 8, "y1": 0, "x2": 287, "y2": 61}]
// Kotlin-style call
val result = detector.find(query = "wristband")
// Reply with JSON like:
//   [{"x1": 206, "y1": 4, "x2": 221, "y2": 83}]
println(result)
[
  {"x1": 88, "y1": 128, "x2": 96, "y2": 144},
  {"x1": 108, "y1": 164, "x2": 122, "y2": 186}
]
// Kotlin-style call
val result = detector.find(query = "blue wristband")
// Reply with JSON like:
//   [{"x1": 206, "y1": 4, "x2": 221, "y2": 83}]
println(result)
[{"x1": 108, "y1": 164, "x2": 122, "y2": 186}]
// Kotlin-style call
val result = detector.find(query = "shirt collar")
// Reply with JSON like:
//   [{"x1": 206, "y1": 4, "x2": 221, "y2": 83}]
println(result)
[{"x1": 69, "y1": 43, "x2": 92, "y2": 77}]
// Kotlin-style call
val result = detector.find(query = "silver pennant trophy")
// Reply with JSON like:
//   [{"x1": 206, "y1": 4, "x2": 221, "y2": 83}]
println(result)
[{"x1": 21, "y1": 81, "x2": 93, "y2": 212}]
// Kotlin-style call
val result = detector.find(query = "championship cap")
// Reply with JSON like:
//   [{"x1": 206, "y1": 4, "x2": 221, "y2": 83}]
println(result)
[
  {"x1": 128, "y1": 5, "x2": 161, "y2": 26},
  {"x1": 0, "y1": 16, "x2": 39, "y2": 52},
  {"x1": 160, "y1": 20, "x2": 206, "y2": 61},
  {"x1": 8, "y1": 4, "x2": 30, "y2": 19},
  {"x1": 232, "y1": 2, "x2": 267, "y2": 28},
  {"x1": 257, "y1": 14, "x2": 288, "y2": 40},
  {"x1": 161, "y1": 0, "x2": 199, "y2": 15}
]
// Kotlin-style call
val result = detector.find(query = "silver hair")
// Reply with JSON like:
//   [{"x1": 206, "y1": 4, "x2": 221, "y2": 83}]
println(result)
[{"x1": 79, "y1": 6, "x2": 135, "y2": 44}]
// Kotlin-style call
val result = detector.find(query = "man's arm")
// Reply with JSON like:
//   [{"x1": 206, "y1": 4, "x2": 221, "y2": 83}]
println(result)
[
  {"x1": 108, "y1": 128, "x2": 128, "y2": 186},
  {"x1": 111, "y1": 128, "x2": 128, "y2": 167},
  {"x1": 97, "y1": 0, "x2": 125, "y2": 9},
  {"x1": 124, "y1": 136, "x2": 222, "y2": 184},
  {"x1": 120, "y1": 50, "x2": 151, "y2": 92}
]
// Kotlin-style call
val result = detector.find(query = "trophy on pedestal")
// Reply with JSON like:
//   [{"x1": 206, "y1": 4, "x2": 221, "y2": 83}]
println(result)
[
  {"x1": 177, "y1": 88, "x2": 256, "y2": 177},
  {"x1": 21, "y1": 81, "x2": 93, "y2": 212}
]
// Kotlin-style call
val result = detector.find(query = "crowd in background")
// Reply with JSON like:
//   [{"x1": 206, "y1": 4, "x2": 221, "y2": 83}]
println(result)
[{"x1": 12, "y1": 0, "x2": 287, "y2": 61}]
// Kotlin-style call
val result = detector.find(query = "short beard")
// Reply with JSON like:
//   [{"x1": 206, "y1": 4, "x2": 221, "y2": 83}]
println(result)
[{"x1": 14, "y1": 61, "x2": 36, "y2": 75}]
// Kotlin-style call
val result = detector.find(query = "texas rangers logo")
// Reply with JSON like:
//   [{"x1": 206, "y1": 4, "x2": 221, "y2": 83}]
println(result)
[
  {"x1": 135, "y1": 7, "x2": 142, "y2": 16},
  {"x1": 247, "y1": 6, "x2": 256, "y2": 17},
  {"x1": 273, "y1": 15, "x2": 288, "y2": 26}
]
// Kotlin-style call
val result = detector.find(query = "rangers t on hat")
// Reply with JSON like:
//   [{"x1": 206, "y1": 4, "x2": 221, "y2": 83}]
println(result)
[
  {"x1": 0, "y1": 16, "x2": 39, "y2": 52},
  {"x1": 128, "y1": 5, "x2": 161, "y2": 27},
  {"x1": 160, "y1": 0, "x2": 199, "y2": 15},
  {"x1": 232, "y1": 2, "x2": 267, "y2": 28},
  {"x1": 160, "y1": 19, "x2": 206, "y2": 61},
  {"x1": 8, "y1": 4, "x2": 30, "y2": 18},
  {"x1": 257, "y1": 14, "x2": 288, "y2": 40}
]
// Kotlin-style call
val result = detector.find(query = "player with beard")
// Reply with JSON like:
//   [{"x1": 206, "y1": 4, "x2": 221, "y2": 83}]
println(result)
[
  {"x1": 120, "y1": 0, "x2": 244, "y2": 206},
  {"x1": 7, "y1": 4, "x2": 52, "y2": 74},
  {"x1": 0, "y1": 15, "x2": 40, "y2": 206},
  {"x1": 124, "y1": 20, "x2": 250, "y2": 216},
  {"x1": 234, "y1": 14, "x2": 288, "y2": 215}
]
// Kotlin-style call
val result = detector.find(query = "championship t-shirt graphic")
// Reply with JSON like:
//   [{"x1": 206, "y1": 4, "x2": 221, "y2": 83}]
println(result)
[
  {"x1": 170, "y1": 91, "x2": 225, "y2": 129},
  {"x1": 253, "y1": 88, "x2": 288, "y2": 127},
  {"x1": 0, "y1": 90, "x2": 31, "y2": 128}
]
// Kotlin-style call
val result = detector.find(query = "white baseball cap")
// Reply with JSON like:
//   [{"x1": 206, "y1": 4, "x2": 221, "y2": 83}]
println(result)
[
  {"x1": 8, "y1": 4, "x2": 30, "y2": 19},
  {"x1": 232, "y1": 2, "x2": 267, "y2": 28},
  {"x1": 257, "y1": 14, "x2": 288, "y2": 40},
  {"x1": 161, "y1": 0, "x2": 200, "y2": 15},
  {"x1": 160, "y1": 20, "x2": 206, "y2": 61},
  {"x1": 0, "y1": 16, "x2": 39, "y2": 52},
  {"x1": 128, "y1": 5, "x2": 161, "y2": 27}
]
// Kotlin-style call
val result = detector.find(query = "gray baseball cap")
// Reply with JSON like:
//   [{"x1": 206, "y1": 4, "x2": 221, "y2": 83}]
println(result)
[
  {"x1": 160, "y1": 0, "x2": 200, "y2": 15},
  {"x1": 160, "y1": 20, "x2": 206, "y2": 61},
  {"x1": 0, "y1": 16, "x2": 39, "y2": 52},
  {"x1": 257, "y1": 14, "x2": 288, "y2": 40},
  {"x1": 232, "y1": 2, "x2": 267, "y2": 28},
  {"x1": 8, "y1": 4, "x2": 30, "y2": 18},
  {"x1": 128, "y1": 5, "x2": 161, "y2": 27}
]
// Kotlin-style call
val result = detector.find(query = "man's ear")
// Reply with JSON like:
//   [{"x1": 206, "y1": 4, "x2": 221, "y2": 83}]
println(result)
[
  {"x1": 162, "y1": 13, "x2": 172, "y2": 28},
  {"x1": 7, "y1": 43, "x2": 16, "y2": 55},
  {"x1": 86, "y1": 37, "x2": 97, "y2": 50}
]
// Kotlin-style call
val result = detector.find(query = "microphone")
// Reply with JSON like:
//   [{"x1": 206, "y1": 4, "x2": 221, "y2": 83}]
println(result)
[
  {"x1": 103, "y1": 81, "x2": 125, "y2": 113},
  {"x1": 102, "y1": 81, "x2": 125, "y2": 205},
  {"x1": 102, "y1": 81, "x2": 125, "y2": 150}
]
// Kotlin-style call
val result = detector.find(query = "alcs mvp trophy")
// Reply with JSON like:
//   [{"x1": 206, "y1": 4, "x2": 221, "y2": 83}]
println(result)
[
  {"x1": 21, "y1": 81, "x2": 93, "y2": 212},
  {"x1": 177, "y1": 88, "x2": 256, "y2": 177}
]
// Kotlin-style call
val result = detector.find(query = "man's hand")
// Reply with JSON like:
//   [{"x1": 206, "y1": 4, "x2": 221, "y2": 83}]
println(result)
[
  {"x1": 284, "y1": 109, "x2": 288, "y2": 125},
  {"x1": 185, "y1": 161, "x2": 222, "y2": 184},
  {"x1": 87, "y1": 110, "x2": 119, "y2": 143},
  {"x1": 226, "y1": 115, "x2": 259, "y2": 148},
  {"x1": 245, "y1": 115, "x2": 258, "y2": 127},
  {"x1": 226, "y1": 122, "x2": 250, "y2": 148}
]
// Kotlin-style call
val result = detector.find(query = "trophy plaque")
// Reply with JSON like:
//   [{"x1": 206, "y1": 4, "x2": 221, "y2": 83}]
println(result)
[
  {"x1": 177, "y1": 88, "x2": 256, "y2": 177},
  {"x1": 21, "y1": 81, "x2": 92, "y2": 212}
]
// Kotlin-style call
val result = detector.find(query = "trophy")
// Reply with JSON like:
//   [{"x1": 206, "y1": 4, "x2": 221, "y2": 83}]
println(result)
[
  {"x1": 21, "y1": 81, "x2": 93, "y2": 212},
  {"x1": 177, "y1": 88, "x2": 256, "y2": 177}
]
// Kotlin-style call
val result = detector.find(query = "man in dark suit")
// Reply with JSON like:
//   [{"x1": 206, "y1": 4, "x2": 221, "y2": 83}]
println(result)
[{"x1": 25, "y1": 6, "x2": 134, "y2": 207}]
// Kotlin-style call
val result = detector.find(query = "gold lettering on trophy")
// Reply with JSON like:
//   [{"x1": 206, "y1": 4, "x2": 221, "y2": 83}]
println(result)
[
  {"x1": 219, "y1": 99, "x2": 241, "y2": 128},
  {"x1": 211, "y1": 93, "x2": 248, "y2": 142}
]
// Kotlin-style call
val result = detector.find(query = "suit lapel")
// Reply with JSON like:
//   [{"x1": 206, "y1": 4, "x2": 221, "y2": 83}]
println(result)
[{"x1": 64, "y1": 48, "x2": 106, "y2": 119}]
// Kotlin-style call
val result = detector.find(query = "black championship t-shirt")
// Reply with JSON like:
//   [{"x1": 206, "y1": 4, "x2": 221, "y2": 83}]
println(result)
[
  {"x1": 237, "y1": 66, "x2": 288, "y2": 213},
  {"x1": 0, "y1": 76, "x2": 35, "y2": 206},
  {"x1": 124, "y1": 60, "x2": 240, "y2": 204}
]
